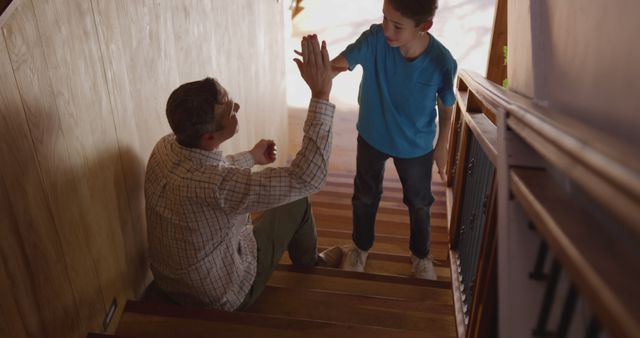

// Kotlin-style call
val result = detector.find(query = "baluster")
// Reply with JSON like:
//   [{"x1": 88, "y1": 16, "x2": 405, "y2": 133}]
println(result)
[
  {"x1": 529, "y1": 240, "x2": 549, "y2": 281},
  {"x1": 467, "y1": 158, "x2": 475, "y2": 177},
  {"x1": 556, "y1": 285, "x2": 578, "y2": 338},
  {"x1": 585, "y1": 317, "x2": 601, "y2": 338},
  {"x1": 463, "y1": 211, "x2": 478, "y2": 309},
  {"x1": 532, "y1": 259, "x2": 561, "y2": 337}
]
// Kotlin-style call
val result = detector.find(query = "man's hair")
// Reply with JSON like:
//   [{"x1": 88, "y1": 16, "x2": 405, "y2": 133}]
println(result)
[
  {"x1": 388, "y1": 0, "x2": 438, "y2": 26},
  {"x1": 166, "y1": 77, "x2": 224, "y2": 148}
]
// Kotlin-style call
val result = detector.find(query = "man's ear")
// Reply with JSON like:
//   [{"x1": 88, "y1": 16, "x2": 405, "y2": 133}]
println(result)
[
  {"x1": 199, "y1": 131, "x2": 217, "y2": 149},
  {"x1": 419, "y1": 20, "x2": 433, "y2": 33},
  {"x1": 202, "y1": 131, "x2": 215, "y2": 142}
]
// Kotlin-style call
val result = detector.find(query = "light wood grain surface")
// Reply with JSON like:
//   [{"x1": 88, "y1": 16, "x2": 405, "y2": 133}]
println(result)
[{"x1": 0, "y1": 1, "x2": 288, "y2": 337}]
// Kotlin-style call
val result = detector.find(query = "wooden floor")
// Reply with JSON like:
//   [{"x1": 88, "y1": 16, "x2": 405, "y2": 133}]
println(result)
[{"x1": 95, "y1": 105, "x2": 456, "y2": 337}]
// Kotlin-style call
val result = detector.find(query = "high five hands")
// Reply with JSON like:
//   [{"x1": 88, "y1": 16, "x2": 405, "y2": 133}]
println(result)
[{"x1": 293, "y1": 34, "x2": 333, "y2": 101}]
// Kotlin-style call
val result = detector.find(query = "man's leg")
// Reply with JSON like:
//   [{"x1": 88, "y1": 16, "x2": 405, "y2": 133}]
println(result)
[
  {"x1": 236, "y1": 197, "x2": 316, "y2": 310},
  {"x1": 352, "y1": 135, "x2": 389, "y2": 251},
  {"x1": 393, "y1": 150, "x2": 435, "y2": 259}
]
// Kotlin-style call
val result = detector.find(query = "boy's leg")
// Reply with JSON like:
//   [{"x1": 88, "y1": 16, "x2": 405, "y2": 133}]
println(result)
[
  {"x1": 393, "y1": 150, "x2": 435, "y2": 258},
  {"x1": 352, "y1": 135, "x2": 389, "y2": 251},
  {"x1": 236, "y1": 197, "x2": 317, "y2": 310}
]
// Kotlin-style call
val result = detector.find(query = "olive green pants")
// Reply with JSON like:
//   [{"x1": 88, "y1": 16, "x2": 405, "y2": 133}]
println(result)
[{"x1": 235, "y1": 197, "x2": 317, "y2": 310}]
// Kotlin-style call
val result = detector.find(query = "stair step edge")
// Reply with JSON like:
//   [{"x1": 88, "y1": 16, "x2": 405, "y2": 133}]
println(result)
[
  {"x1": 275, "y1": 264, "x2": 451, "y2": 289},
  {"x1": 120, "y1": 300, "x2": 445, "y2": 338}
]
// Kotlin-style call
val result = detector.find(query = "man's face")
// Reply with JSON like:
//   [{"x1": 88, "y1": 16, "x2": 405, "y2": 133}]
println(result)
[{"x1": 214, "y1": 86, "x2": 240, "y2": 142}]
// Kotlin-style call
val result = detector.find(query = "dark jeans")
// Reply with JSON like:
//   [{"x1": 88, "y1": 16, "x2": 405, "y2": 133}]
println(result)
[
  {"x1": 352, "y1": 135, "x2": 435, "y2": 258},
  {"x1": 236, "y1": 197, "x2": 317, "y2": 310}
]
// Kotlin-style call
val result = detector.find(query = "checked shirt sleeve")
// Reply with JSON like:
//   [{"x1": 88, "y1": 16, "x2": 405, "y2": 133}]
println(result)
[
  {"x1": 212, "y1": 99, "x2": 335, "y2": 214},
  {"x1": 224, "y1": 151, "x2": 255, "y2": 168}
]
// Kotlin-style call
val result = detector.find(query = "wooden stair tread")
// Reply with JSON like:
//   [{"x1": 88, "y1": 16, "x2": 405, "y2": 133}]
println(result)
[
  {"x1": 316, "y1": 236, "x2": 449, "y2": 261},
  {"x1": 268, "y1": 266, "x2": 453, "y2": 303},
  {"x1": 246, "y1": 285, "x2": 456, "y2": 335},
  {"x1": 313, "y1": 212, "x2": 448, "y2": 236},
  {"x1": 280, "y1": 249, "x2": 452, "y2": 281},
  {"x1": 316, "y1": 185, "x2": 447, "y2": 202},
  {"x1": 117, "y1": 300, "x2": 447, "y2": 338},
  {"x1": 324, "y1": 173, "x2": 446, "y2": 190},
  {"x1": 311, "y1": 205, "x2": 447, "y2": 224},
  {"x1": 313, "y1": 193, "x2": 447, "y2": 211},
  {"x1": 275, "y1": 264, "x2": 450, "y2": 288},
  {"x1": 312, "y1": 192, "x2": 447, "y2": 210},
  {"x1": 316, "y1": 228, "x2": 449, "y2": 247}
]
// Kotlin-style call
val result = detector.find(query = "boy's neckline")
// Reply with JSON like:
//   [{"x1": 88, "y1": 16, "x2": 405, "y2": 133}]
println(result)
[{"x1": 399, "y1": 33, "x2": 431, "y2": 62}]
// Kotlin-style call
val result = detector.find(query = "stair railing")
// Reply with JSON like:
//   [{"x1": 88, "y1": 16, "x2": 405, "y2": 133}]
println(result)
[
  {"x1": 446, "y1": 69, "x2": 640, "y2": 338},
  {"x1": 447, "y1": 70, "x2": 499, "y2": 338}
]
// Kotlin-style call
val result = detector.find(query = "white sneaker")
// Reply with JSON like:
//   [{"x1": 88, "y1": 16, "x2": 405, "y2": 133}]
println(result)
[
  {"x1": 340, "y1": 245, "x2": 368, "y2": 272},
  {"x1": 411, "y1": 255, "x2": 437, "y2": 280}
]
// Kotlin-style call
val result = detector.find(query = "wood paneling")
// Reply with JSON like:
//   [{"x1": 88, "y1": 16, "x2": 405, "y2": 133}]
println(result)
[
  {"x1": 486, "y1": 0, "x2": 506, "y2": 86},
  {"x1": 1, "y1": 3, "x2": 84, "y2": 335},
  {"x1": 508, "y1": 0, "x2": 640, "y2": 148},
  {"x1": 33, "y1": 0, "x2": 140, "y2": 323},
  {"x1": 0, "y1": 1, "x2": 287, "y2": 337},
  {"x1": 92, "y1": 0, "x2": 287, "y2": 160},
  {"x1": 5, "y1": 0, "x2": 121, "y2": 334},
  {"x1": 0, "y1": 180, "x2": 29, "y2": 338}
]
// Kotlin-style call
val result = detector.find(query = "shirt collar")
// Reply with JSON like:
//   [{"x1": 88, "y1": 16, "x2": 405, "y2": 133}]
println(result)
[{"x1": 164, "y1": 134, "x2": 223, "y2": 165}]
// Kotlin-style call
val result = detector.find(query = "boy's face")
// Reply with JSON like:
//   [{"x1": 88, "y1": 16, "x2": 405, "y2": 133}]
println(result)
[{"x1": 381, "y1": 0, "x2": 429, "y2": 48}]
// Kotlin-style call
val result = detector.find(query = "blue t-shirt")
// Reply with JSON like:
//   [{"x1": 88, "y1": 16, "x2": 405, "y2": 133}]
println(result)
[{"x1": 342, "y1": 24, "x2": 457, "y2": 158}]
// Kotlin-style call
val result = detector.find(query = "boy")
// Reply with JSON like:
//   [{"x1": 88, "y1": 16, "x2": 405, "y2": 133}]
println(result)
[{"x1": 331, "y1": 0, "x2": 457, "y2": 279}]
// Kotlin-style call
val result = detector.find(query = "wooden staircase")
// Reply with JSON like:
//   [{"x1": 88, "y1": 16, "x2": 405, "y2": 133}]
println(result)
[
  {"x1": 90, "y1": 104, "x2": 457, "y2": 337},
  {"x1": 89, "y1": 170, "x2": 456, "y2": 337}
]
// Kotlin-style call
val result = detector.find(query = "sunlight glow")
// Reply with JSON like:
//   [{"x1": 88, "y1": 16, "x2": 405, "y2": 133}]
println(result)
[{"x1": 286, "y1": 0, "x2": 496, "y2": 108}]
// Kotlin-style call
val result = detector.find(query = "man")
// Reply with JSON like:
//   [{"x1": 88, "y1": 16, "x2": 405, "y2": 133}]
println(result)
[{"x1": 145, "y1": 35, "x2": 339, "y2": 311}]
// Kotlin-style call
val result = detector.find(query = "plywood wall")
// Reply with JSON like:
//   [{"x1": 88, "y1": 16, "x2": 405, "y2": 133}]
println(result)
[
  {"x1": 507, "y1": 0, "x2": 640, "y2": 148},
  {"x1": 0, "y1": 1, "x2": 287, "y2": 337}
]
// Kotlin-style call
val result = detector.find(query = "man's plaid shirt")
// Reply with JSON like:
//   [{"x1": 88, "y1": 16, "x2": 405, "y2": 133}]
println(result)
[{"x1": 145, "y1": 99, "x2": 335, "y2": 311}]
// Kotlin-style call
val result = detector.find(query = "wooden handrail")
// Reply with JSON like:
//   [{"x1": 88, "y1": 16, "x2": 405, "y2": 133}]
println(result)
[
  {"x1": 510, "y1": 168, "x2": 640, "y2": 338},
  {"x1": 464, "y1": 113, "x2": 497, "y2": 166},
  {"x1": 457, "y1": 69, "x2": 640, "y2": 239}
]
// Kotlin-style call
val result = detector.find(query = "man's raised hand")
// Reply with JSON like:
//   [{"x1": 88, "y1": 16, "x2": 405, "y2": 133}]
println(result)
[{"x1": 293, "y1": 34, "x2": 332, "y2": 101}]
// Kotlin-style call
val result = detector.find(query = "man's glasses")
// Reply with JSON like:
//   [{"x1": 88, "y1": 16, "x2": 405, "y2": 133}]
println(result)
[{"x1": 215, "y1": 97, "x2": 237, "y2": 119}]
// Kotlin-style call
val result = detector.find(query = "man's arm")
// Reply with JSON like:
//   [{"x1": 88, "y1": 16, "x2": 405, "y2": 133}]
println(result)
[
  {"x1": 434, "y1": 98, "x2": 453, "y2": 182},
  {"x1": 224, "y1": 151, "x2": 255, "y2": 168},
  {"x1": 212, "y1": 35, "x2": 336, "y2": 215}
]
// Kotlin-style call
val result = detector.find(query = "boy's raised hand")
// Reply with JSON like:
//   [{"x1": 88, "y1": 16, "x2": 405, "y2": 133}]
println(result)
[{"x1": 293, "y1": 35, "x2": 332, "y2": 101}]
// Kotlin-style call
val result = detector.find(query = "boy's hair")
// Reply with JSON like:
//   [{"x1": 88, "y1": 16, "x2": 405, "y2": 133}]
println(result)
[
  {"x1": 166, "y1": 77, "x2": 224, "y2": 148},
  {"x1": 388, "y1": 0, "x2": 438, "y2": 26}
]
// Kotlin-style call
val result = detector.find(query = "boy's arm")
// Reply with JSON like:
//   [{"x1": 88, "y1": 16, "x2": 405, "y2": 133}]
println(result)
[
  {"x1": 434, "y1": 98, "x2": 453, "y2": 182},
  {"x1": 331, "y1": 55, "x2": 349, "y2": 77}
]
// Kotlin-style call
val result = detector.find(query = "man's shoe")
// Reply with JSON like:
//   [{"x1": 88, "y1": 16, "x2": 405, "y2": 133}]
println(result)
[
  {"x1": 340, "y1": 245, "x2": 368, "y2": 272},
  {"x1": 316, "y1": 246, "x2": 343, "y2": 268},
  {"x1": 411, "y1": 255, "x2": 437, "y2": 280}
]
